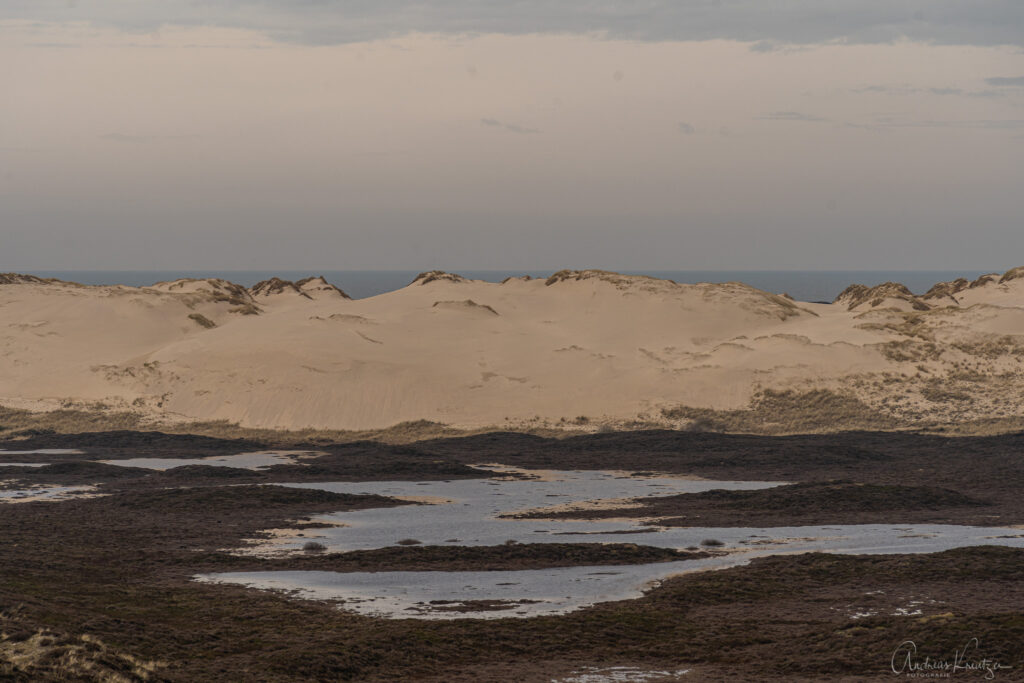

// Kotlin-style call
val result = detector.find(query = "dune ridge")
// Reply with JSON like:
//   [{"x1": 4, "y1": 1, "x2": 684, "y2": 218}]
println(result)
[{"x1": 3, "y1": 268, "x2": 1024, "y2": 432}]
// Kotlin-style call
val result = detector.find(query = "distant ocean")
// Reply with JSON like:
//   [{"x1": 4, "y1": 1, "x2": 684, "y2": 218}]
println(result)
[{"x1": 23, "y1": 270, "x2": 995, "y2": 303}]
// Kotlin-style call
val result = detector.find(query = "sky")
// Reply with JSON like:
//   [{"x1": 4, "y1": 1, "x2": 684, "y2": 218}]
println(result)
[{"x1": 2, "y1": 1, "x2": 1023, "y2": 271}]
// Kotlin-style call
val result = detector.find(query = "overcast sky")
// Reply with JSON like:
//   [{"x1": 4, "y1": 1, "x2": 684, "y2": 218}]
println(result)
[{"x1": 2, "y1": 1, "x2": 1023, "y2": 271}]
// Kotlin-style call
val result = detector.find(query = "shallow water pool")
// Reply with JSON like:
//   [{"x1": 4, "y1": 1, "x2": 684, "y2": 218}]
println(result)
[
  {"x1": 99, "y1": 450, "x2": 315, "y2": 471},
  {"x1": 198, "y1": 467, "x2": 1024, "y2": 618}
]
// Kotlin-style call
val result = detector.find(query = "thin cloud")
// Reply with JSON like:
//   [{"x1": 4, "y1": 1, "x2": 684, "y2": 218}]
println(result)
[
  {"x1": 853, "y1": 85, "x2": 892, "y2": 93},
  {"x1": 99, "y1": 133, "x2": 198, "y2": 143},
  {"x1": 25, "y1": 42, "x2": 82, "y2": 48},
  {"x1": 677, "y1": 122, "x2": 695, "y2": 135},
  {"x1": 860, "y1": 118, "x2": 1024, "y2": 130},
  {"x1": 986, "y1": 76, "x2": 1024, "y2": 86},
  {"x1": 757, "y1": 111, "x2": 829, "y2": 123},
  {"x1": 480, "y1": 118, "x2": 540, "y2": 134},
  {"x1": 853, "y1": 84, "x2": 1005, "y2": 98},
  {"x1": 4, "y1": 1, "x2": 1023, "y2": 47}
]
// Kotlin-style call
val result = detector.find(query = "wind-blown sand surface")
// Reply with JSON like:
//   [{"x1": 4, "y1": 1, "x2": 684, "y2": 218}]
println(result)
[{"x1": 2, "y1": 268, "x2": 1024, "y2": 431}]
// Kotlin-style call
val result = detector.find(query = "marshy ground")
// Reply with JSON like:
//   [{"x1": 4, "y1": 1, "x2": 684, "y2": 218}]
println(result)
[{"x1": 1, "y1": 429, "x2": 1023, "y2": 680}]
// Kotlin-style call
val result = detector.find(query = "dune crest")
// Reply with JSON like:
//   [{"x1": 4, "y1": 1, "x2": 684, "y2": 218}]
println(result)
[
  {"x1": 0, "y1": 273, "x2": 64, "y2": 286},
  {"x1": 250, "y1": 276, "x2": 349, "y2": 302},
  {"x1": 836, "y1": 267, "x2": 1024, "y2": 313},
  {"x1": 2, "y1": 268, "x2": 1024, "y2": 432},
  {"x1": 834, "y1": 282, "x2": 929, "y2": 312},
  {"x1": 412, "y1": 271, "x2": 468, "y2": 286}
]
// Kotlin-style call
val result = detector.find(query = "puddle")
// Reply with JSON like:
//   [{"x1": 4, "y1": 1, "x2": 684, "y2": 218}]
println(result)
[
  {"x1": 0, "y1": 485, "x2": 98, "y2": 503},
  {"x1": 259, "y1": 468, "x2": 784, "y2": 552},
  {"x1": 477, "y1": 464, "x2": 709, "y2": 483},
  {"x1": 0, "y1": 463, "x2": 48, "y2": 468},
  {"x1": 553, "y1": 667, "x2": 692, "y2": 682},
  {"x1": 98, "y1": 451, "x2": 319, "y2": 471},
  {"x1": 199, "y1": 525, "x2": 1024, "y2": 619},
  {"x1": 237, "y1": 522, "x2": 350, "y2": 555},
  {"x1": 839, "y1": 597, "x2": 942, "y2": 621},
  {"x1": 197, "y1": 558, "x2": 728, "y2": 620},
  {"x1": 0, "y1": 449, "x2": 83, "y2": 455},
  {"x1": 197, "y1": 467, "x2": 1024, "y2": 619}
]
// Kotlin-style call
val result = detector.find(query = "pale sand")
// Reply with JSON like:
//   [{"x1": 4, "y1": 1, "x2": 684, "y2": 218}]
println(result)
[{"x1": 2, "y1": 269, "x2": 1024, "y2": 431}]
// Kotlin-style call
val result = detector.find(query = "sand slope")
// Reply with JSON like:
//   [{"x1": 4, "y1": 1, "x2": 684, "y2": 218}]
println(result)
[{"x1": 2, "y1": 269, "x2": 1024, "y2": 430}]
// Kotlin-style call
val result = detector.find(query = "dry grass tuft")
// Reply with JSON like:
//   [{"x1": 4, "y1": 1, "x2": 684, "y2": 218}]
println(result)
[
  {"x1": 0, "y1": 617, "x2": 164, "y2": 682},
  {"x1": 876, "y1": 339, "x2": 942, "y2": 362},
  {"x1": 998, "y1": 265, "x2": 1024, "y2": 283},
  {"x1": 0, "y1": 405, "x2": 145, "y2": 436},
  {"x1": 187, "y1": 313, "x2": 216, "y2": 329},
  {"x1": 662, "y1": 389, "x2": 899, "y2": 435},
  {"x1": 920, "y1": 380, "x2": 972, "y2": 404},
  {"x1": 835, "y1": 282, "x2": 929, "y2": 311},
  {"x1": 0, "y1": 405, "x2": 575, "y2": 446},
  {"x1": 431, "y1": 300, "x2": 499, "y2": 316},
  {"x1": 412, "y1": 271, "x2": 468, "y2": 285},
  {"x1": 950, "y1": 336, "x2": 1024, "y2": 360}
]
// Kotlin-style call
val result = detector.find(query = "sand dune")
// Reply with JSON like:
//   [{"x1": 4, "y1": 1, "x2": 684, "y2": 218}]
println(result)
[{"x1": 2, "y1": 268, "x2": 1024, "y2": 431}]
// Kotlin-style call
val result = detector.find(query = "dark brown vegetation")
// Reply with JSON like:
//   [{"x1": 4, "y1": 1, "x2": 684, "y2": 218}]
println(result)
[
  {"x1": 6, "y1": 426, "x2": 1024, "y2": 525},
  {"x1": 2, "y1": 428, "x2": 1024, "y2": 680},
  {"x1": 506, "y1": 481, "x2": 997, "y2": 527},
  {"x1": 225, "y1": 544, "x2": 712, "y2": 573},
  {"x1": 1, "y1": 483, "x2": 1021, "y2": 683}
]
